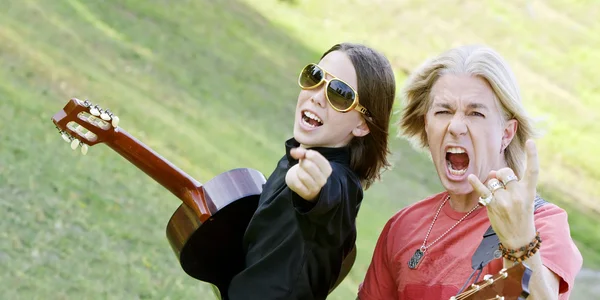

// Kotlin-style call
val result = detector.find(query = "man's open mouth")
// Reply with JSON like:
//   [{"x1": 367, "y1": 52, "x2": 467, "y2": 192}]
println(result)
[{"x1": 446, "y1": 146, "x2": 469, "y2": 175}]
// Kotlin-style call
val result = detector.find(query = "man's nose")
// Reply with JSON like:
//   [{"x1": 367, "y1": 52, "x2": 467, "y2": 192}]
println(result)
[{"x1": 448, "y1": 114, "x2": 468, "y2": 137}]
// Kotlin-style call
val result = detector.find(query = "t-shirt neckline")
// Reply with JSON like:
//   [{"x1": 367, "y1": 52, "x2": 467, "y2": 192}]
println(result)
[{"x1": 440, "y1": 192, "x2": 486, "y2": 221}]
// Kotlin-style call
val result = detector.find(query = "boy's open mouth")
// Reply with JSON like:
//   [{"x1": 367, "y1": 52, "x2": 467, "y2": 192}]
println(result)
[
  {"x1": 301, "y1": 110, "x2": 323, "y2": 128},
  {"x1": 446, "y1": 146, "x2": 469, "y2": 175}
]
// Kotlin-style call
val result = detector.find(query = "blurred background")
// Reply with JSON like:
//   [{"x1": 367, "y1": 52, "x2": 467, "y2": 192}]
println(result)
[{"x1": 1, "y1": 0, "x2": 598, "y2": 299}]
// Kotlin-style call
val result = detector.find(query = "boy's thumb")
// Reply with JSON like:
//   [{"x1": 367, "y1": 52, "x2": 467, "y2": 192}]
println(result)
[{"x1": 290, "y1": 147, "x2": 307, "y2": 160}]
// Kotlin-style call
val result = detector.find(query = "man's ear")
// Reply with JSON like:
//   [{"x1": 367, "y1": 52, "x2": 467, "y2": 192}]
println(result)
[
  {"x1": 502, "y1": 119, "x2": 518, "y2": 151},
  {"x1": 352, "y1": 120, "x2": 370, "y2": 137}
]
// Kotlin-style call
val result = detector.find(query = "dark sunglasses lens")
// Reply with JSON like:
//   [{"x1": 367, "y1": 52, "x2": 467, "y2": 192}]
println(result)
[
  {"x1": 327, "y1": 79, "x2": 356, "y2": 110},
  {"x1": 299, "y1": 64, "x2": 324, "y2": 87}
]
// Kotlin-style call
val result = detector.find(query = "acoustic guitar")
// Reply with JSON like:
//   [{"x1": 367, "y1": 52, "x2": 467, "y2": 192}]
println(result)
[
  {"x1": 450, "y1": 262, "x2": 532, "y2": 300},
  {"x1": 51, "y1": 98, "x2": 356, "y2": 299}
]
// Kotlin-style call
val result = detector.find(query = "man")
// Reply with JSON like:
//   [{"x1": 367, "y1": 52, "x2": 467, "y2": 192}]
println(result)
[{"x1": 357, "y1": 45, "x2": 582, "y2": 299}]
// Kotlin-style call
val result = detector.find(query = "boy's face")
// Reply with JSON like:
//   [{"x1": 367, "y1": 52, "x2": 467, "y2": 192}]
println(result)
[{"x1": 293, "y1": 51, "x2": 369, "y2": 148}]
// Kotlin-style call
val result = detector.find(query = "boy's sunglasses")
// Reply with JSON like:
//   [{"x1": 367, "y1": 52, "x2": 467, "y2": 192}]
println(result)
[{"x1": 297, "y1": 63, "x2": 371, "y2": 117}]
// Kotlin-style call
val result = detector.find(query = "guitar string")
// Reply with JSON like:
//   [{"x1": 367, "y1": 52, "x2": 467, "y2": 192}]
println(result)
[
  {"x1": 454, "y1": 276, "x2": 498, "y2": 299},
  {"x1": 455, "y1": 283, "x2": 494, "y2": 300}
]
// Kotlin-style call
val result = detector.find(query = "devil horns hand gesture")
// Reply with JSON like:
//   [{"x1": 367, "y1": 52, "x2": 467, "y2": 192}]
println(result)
[{"x1": 468, "y1": 139, "x2": 539, "y2": 249}]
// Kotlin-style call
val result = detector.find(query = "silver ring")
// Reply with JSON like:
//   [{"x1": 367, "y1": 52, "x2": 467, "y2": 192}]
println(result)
[
  {"x1": 487, "y1": 179, "x2": 505, "y2": 194},
  {"x1": 478, "y1": 193, "x2": 493, "y2": 206},
  {"x1": 502, "y1": 174, "x2": 518, "y2": 186}
]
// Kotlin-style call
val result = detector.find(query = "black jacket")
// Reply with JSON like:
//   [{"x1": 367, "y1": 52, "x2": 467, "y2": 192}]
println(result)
[{"x1": 227, "y1": 138, "x2": 363, "y2": 300}]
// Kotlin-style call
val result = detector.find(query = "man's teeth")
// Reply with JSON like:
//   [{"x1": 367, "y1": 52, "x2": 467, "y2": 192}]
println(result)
[
  {"x1": 303, "y1": 111, "x2": 322, "y2": 124},
  {"x1": 446, "y1": 147, "x2": 466, "y2": 154},
  {"x1": 447, "y1": 161, "x2": 467, "y2": 175}
]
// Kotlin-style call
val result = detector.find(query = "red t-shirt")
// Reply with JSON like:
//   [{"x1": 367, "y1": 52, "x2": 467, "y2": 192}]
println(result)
[{"x1": 358, "y1": 191, "x2": 583, "y2": 300}]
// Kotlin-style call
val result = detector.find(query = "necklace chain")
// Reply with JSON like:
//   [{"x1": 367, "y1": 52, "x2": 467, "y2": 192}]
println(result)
[{"x1": 420, "y1": 195, "x2": 480, "y2": 253}]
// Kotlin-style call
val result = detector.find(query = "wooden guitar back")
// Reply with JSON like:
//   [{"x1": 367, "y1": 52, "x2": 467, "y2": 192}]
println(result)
[{"x1": 166, "y1": 168, "x2": 265, "y2": 299}]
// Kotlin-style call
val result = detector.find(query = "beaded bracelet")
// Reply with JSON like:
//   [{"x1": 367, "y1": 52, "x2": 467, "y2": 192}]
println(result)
[{"x1": 498, "y1": 231, "x2": 542, "y2": 262}]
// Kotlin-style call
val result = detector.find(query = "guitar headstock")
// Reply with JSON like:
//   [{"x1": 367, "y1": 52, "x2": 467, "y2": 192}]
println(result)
[
  {"x1": 451, "y1": 262, "x2": 532, "y2": 300},
  {"x1": 51, "y1": 98, "x2": 120, "y2": 155}
]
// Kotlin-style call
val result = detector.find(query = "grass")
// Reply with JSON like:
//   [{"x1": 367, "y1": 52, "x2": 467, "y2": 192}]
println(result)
[{"x1": 0, "y1": 0, "x2": 598, "y2": 299}]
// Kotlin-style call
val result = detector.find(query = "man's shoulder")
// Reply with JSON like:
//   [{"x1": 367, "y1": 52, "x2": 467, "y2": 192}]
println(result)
[
  {"x1": 532, "y1": 194, "x2": 569, "y2": 216},
  {"x1": 534, "y1": 194, "x2": 551, "y2": 211}
]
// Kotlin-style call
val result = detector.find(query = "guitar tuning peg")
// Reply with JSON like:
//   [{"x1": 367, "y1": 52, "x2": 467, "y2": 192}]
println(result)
[
  {"x1": 81, "y1": 144, "x2": 88, "y2": 155},
  {"x1": 100, "y1": 109, "x2": 111, "y2": 121},
  {"x1": 70, "y1": 139, "x2": 80, "y2": 150},
  {"x1": 111, "y1": 115, "x2": 120, "y2": 127},
  {"x1": 484, "y1": 274, "x2": 494, "y2": 284},
  {"x1": 83, "y1": 100, "x2": 92, "y2": 107},
  {"x1": 61, "y1": 132, "x2": 71, "y2": 143},
  {"x1": 90, "y1": 105, "x2": 101, "y2": 116}
]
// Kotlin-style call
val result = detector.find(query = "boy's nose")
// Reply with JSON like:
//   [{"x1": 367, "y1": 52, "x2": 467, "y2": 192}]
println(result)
[{"x1": 310, "y1": 86, "x2": 327, "y2": 108}]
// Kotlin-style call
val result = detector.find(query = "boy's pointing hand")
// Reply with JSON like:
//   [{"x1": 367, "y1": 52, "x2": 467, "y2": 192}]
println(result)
[{"x1": 285, "y1": 148, "x2": 333, "y2": 201}]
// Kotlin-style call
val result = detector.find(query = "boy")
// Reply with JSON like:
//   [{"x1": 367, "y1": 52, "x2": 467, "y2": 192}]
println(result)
[{"x1": 227, "y1": 43, "x2": 396, "y2": 300}]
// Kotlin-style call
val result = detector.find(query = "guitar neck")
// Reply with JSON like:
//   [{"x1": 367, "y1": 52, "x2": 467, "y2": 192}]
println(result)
[{"x1": 107, "y1": 128, "x2": 210, "y2": 219}]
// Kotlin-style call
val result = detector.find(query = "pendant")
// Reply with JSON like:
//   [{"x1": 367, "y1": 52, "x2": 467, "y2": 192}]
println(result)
[{"x1": 408, "y1": 248, "x2": 424, "y2": 269}]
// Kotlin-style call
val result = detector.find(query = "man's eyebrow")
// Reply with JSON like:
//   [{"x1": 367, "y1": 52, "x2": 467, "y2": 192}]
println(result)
[
  {"x1": 432, "y1": 102, "x2": 489, "y2": 110},
  {"x1": 467, "y1": 103, "x2": 489, "y2": 110},
  {"x1": 433, "y1": 103, "x2": 453, "y2": 109}
]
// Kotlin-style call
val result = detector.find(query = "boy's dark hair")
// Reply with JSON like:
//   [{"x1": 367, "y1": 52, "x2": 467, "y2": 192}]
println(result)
[{"x1": 321, "y1": 43, "x2": 396, "y2": 189}]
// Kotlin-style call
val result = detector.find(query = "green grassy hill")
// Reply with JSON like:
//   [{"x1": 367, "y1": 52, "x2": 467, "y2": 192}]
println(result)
[{"x1": 1, "y1": 0, "x2": 598, "y2": 299}]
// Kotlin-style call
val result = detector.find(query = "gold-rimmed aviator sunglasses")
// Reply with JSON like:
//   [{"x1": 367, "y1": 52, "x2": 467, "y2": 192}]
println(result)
[{"x1": 297, "y1": 63, "x2": 371, "y2": 117}]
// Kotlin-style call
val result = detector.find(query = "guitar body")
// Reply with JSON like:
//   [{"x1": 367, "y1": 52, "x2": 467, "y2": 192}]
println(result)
[{"x1": 166, "y1": 168, "x2": 266, "y2": 299}]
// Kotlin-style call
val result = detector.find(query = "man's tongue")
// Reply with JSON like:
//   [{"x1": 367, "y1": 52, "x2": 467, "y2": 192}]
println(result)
[{"x1": 447, "y1": 153, "x2": 469, "y2": 170}]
